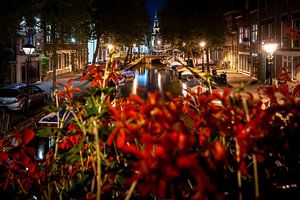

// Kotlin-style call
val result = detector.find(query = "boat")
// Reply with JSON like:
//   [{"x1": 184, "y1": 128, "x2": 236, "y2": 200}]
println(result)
[
  {"x1": 175, "y1": 65, "x2": 186, "y2": 72},
  {"x1": 180, "y1": 70, "x2": 194, "y2": 81},
  {"x1": 168, "y1": 61, "x2": 183, "y2": 69},
  {"x1": 122, "y1": 71, "x2": 135, "y2": 78},
  {"x1": 118, "y1": 75, "x2": 125, "y2": 85}
]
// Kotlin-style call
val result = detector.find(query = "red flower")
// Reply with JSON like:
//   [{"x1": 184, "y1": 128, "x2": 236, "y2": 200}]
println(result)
[
  {"x1": 0, "y1": 152, "x2": 8, "y2": 163},
  {"x1": 11, "y1": 129, "x2": 35, "y2": 147},
  {"x1": 59, "y1": 134, "x2": 83, "y2": 150},
  {"x1": 56, "y1": 79, "x2": 81, "y2": 101}
]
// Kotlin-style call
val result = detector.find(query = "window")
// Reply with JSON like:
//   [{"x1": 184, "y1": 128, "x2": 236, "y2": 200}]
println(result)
[
  {"x1": 64, "y1": 53, "x2": 69, "y2": 68},
  {"x1": 292, "y1": 18, "x2": 300, "y2": 48},
  {"x1": 261, "y1": 24, "x2": 267, "y2": 40},
  {"x1": 58, "y1": 54, "x2": 62, "y2": 69},
  {"x1": 281, "y1": 19, "x2": 289, "y2": 48},
  {"x1": 251, "y1": 24, "x2": 258, "y2": 43},
  {"x1": 46, "y1": 25, "x2": 51, "y2": 43},
  {"x1": 264, "y1": 0, "x2": 272, "y2": 12},
  {"x1": 282, "y1": 56, "x2": 298, "y2": 80},
  {"x1": 48, "y1": 59, "x2": 53, "y2": 71},
  {"x1": 268, "y1": 23, "x2": 274, "y2": 39},
  {"x1": 244, "y1": 28, "x2": 250, "y2": 39},
  {"x1": 30, "y1": 86, "x2": 41, "y2": 94},
  {"x1": 239, "y1": 27, "x2": 244, "y2": 43}
]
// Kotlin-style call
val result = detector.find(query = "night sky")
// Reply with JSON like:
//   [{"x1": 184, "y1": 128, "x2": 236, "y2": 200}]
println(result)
[{"x1": 145, "y1": 0, "x2": 166, "y2": 23}]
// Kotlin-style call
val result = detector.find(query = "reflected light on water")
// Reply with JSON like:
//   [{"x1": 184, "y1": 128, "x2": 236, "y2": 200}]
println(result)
[
  {"x1": 138, "y1": 69, "x2": 148, "y2": 87},
  {"x1": 132, "y1": 73, "x2": 138, "y2": 95},
  {"x1": 158, "y1": 72, "x2": 162, "y2": 92},
  {"x1": 182, "y1": 82, "x2": 187, "y2": 97}
]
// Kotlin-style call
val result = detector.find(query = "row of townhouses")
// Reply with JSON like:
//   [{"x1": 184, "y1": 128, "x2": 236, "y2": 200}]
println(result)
[
  {"x1": 3, "y1": 19, "x2": 149, "y2": 86},
  {"x1": 1, "y1": 17, "x2": 88, "y2": 86},
  {"x1": 224, "y1": 0, "x2": 300, "y2": 84}
]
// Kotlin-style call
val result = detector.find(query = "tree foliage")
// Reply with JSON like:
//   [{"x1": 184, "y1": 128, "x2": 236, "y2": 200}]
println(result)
[
  {"x1": 90, "y1": 0, "x2": 150, "y2": 63},
  {"x1": 0, "y1": 0, "x2": 29, "y2": 42},
  {"x1": 35, "y1": 0, "x2": 91, "y2": 87},
  {"x1": 159, "y1": 0, "x2": 226, "y2": 50}
]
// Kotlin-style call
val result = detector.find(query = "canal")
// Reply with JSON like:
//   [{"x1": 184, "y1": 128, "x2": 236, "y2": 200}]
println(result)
[{"x1": 117, "y1": 63, "x2": 200, "y2": 100}]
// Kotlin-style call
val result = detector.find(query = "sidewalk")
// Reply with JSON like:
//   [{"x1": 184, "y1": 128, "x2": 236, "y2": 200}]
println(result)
[
  {"x1": 38, "y1": 70, "x2": 83, "y2": 84},
  {"x1": 218, "y1": 69, "x2": 259, "y2": 93},
  {"x1": 187, "y1": 67, "x2": 261, "y2": 95}
]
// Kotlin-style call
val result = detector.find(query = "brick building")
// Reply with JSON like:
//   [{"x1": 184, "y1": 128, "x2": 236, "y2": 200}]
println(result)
[{"x1": 225, "y1": 0, "x2": 300, "y2": 84}]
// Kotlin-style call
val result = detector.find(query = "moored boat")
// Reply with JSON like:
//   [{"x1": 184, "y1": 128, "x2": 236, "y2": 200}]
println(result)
[{"x1": 121, "y1": 71, "x2": 135, "y2": 78}]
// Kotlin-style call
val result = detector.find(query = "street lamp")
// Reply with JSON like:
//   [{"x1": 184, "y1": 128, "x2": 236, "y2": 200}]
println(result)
[
  {"x1": 200, "y1": 41, "x2": 206, "y2": 72},
  {"x1": 263, "y1": 42, "x2": 278, "y2": 85},
  {"x1": 107, "y1": 43, "x2": 114, "y2": 52},
  {"x1": 22, "y1": 43, "x2": 35, "y2": 87},
  {"x1": 157, "y1": 40, "x2": 161, "y2": 54}
]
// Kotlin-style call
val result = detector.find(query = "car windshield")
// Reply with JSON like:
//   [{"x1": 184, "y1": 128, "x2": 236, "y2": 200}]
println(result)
[{"x1": 0, "y1": 88, "x2": 21, "y2": 97}]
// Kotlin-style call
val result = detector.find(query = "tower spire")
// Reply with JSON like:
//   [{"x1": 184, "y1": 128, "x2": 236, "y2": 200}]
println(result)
[{"x1": 153, "y1": 10, "x2": 159, "y2": 34}]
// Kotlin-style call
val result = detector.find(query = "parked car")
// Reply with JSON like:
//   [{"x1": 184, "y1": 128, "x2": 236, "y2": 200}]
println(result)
[{"x1": 0, "y1": 83, "x2": 47, "y2": 112}]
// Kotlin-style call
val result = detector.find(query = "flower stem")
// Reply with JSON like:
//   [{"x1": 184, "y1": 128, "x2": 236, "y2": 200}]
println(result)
[
  {"x1": 125, "y1": 180, "x2": 137, "y2": 200},
  {"x1": 242, "y1": 97, "x2": 260, "y2": 200},
  {"x1": 93, "y1": 124, "x2": 102, "y2": 200}
]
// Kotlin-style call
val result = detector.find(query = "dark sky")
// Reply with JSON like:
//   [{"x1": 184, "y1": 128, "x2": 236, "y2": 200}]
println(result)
[{"x1": 145, "y1": 0, "x2": 166, "y2": 23}]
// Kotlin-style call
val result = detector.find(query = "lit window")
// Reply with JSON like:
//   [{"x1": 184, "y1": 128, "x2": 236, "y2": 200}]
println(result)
[
  {"x1": 292, "y1": 19, "x2": 300, "y2": 48},
  {"x1": 281, "y1": 20, "x2": 289, "y2": 48},
  {"x1": 268, "y1": 23, "x2": 274, "y2": 39},
  {"x1": 244, "y1": 28, "x2": 250, "y2": 39},
  {"x1": 239, "y1": 27, "x2": 244, "y2": 43},
  {"x1": 251, "y1": 24, "x2": 258, "y2": 43}
]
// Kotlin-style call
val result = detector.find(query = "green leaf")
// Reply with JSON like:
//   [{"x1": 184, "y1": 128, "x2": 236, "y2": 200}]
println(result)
[
  {"x1": 67, "y1": 154, "x2": 80, "y2": 163},
  {"x1": 36, "y1": 128, "x2": 53, "y2": 137},
  {"x1": 66, "y1": 140, "x2": 84, "y2": 156}
]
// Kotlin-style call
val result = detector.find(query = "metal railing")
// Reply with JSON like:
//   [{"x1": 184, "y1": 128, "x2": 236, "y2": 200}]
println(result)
[{"x1": 0, "y1": 109, "x2": 10, "y2": 135}]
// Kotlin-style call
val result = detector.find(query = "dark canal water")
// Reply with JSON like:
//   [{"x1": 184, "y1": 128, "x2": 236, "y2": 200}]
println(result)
[{"x1": 117, "y1": 63, "x2": 199, "y2": 100}]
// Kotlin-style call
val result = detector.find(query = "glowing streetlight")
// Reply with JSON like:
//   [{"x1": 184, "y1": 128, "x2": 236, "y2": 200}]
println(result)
[
  {"x1": 200, "y1": 41, "x2": 206, "y2": 48},
  {"x1": 107, "y1": 43, "x2": 114, "y2": 51},
  {"x1": 22, "y1": 43, "x2": 35, "y2": 87},
  {"x1": 263, "y1": 42, "x2": 278, "y2": 84},
  {"x1": 199, "y1": 41, "x2": 207, "y2": 72}
]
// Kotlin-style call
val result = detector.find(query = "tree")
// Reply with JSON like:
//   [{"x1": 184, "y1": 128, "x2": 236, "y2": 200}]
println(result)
[
  {"x1": 159, "y1": 0, "x2": 226, "y2": 67},
  {"x1": 90, "y1": 0, "x2": 150, "y2": 65},
  {"x1": 36, "y1": 0, "x2": 90, "y2": 90},
  {"x1": 0, "y1": 0, "x2": 34, "y2": 85},
  {"x1": 0, "y1": 0, "x2": 29, "y2": 42}
]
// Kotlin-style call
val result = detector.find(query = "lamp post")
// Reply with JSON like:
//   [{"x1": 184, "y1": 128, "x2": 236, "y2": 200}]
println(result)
[
  {"x1": 157, "y1": 40, "x2": 161, "y2": 55},
  {"x1": 107, "y1": 43, "x2": 114, "y2": 53},
  {"x1": 200, "y1": 41, "x2": 206, "y2": 72},
  {"x1": 263, "y1": 42, "x2": 278, "y2": 85},
  {"x1": 22, "y1": 43, "x2": 35, "y2": 87}
]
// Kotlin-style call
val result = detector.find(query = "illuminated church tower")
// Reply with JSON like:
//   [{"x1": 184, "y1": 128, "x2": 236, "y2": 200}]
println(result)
[
  {"x1": 153, "y1": 12, "x2": 159, "y2": 34},
  {"x1": 151, "y1": 11, "x2": 161, "y2": 51}
]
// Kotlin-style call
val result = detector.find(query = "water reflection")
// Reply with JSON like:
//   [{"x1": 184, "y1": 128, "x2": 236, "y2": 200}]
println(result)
[{"x1": 118, "y1": 63, "x2": 186, "y2": 100}]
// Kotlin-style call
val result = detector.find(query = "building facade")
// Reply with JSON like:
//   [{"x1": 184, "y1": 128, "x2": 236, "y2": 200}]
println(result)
[
  {"x1": 225, "y1": 0, "x2": 300, "y2": 84},
  {"x1": 1, "y1": 17, "x2": 88, "y2": 86}
]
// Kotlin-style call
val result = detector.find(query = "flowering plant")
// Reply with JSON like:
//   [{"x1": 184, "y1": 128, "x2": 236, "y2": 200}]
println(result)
[{"x1": 0, "y1": 52, "x2": 299, "y2": 200}]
